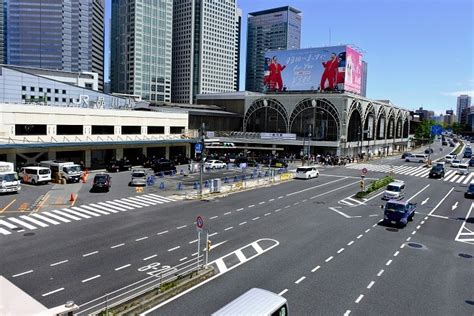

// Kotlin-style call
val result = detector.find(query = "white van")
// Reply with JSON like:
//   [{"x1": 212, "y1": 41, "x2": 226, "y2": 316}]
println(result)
[
  {"x1": 295, "y1": 166, "x2": 319, "y2": 179},
  {"x1": 405, "y1": 154, "x2": 427, "y2": 163},
  {"x1": 212, "y1": 288, "x2": 288, "y2": 316},
  {"x1": 383, "y1": 181, "x2": 405, "y2": 200},
  {"x1": 19, "y1": 166, "x2": 51, "y2": 184},
  {"x1": 445, "y1": 154, "x2": 456, "y2": 163},
  {"x1": 457, "y1": 163, "x2": 469, "y2": 175}
]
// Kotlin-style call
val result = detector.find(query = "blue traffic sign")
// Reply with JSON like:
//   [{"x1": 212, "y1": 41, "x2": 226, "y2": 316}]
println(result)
[
  {"x1": 431, "y1": 125, "x2": 443, "y2": 136},
  {"x1": 195, "y1": 143, "x2": 203, "y2": 154}
]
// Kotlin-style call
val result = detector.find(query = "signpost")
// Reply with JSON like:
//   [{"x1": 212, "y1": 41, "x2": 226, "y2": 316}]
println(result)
[
  {"x1": 361, "y1": 168, "x2": 368, "y2": 175},
  {"x1": 195, "y1": 143, "x2": 203, "y2": 154},
  {"x1": 196, "y1": 216, "x2": 204, "y2": 268}
]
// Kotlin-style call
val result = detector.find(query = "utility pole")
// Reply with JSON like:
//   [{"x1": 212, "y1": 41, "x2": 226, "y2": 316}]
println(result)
[{"x1": 199, "y1": 123, "x2": 205, "y2": 199}]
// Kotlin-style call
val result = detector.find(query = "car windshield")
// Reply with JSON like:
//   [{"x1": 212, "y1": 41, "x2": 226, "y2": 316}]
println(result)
[
  {"x1": 65, "y1": 166, "x2": 81, "y2": 173},
  {"x1": 95, "y1": 176, "x2": 108, "y2": 182},
  {"x1": 385, "y1": 203, "x2": 406, "y2": 213},
  {"x1": 0, "y1": 173, "x2": 18, "y2": 181},
  {"x1": 469, "y1": 185, "x2": 474, "y2": 192},
  {"x1": 386, "y1": 185, "x2": 401, "y2": 192},
  {"x1": 39, "y1": 169, "x2": 50, "y2": 175},
  {"x1": 296, "y1": 168, "x2": 311, "y2": 172},
  {"x1": 132, "y1": 172, "x2": 145, "y2": 177}
]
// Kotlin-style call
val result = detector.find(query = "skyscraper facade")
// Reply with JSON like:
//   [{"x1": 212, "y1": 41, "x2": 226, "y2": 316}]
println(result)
[
  {"x1": 4, "y1": 0, "x2": 105, "y2": 91},
  {"x1": 245, "y1": 6, "x2": 302, "y2": 92},
  {"x1": 457, "y1": 94, "x2": 472, "y2": 123},
  {"x1": 0, "y1": 1, "x2": 4, "y2": 64},
  {"x1": 111, "y1": 0, "x2": 173, "y2": 102},
  {"x1": 172, "y1": 0, "x2": 241, "y2": 104}
]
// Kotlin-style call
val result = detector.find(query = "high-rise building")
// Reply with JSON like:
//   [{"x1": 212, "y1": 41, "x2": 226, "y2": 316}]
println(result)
[
  {"x1": 111, "y1": 0, "x2": 173, "y2": 102},
  {"x1": 457, "y1": 94, "x2": 472, "y2": 123},
  {"x1": 172, "y1": 0, "x2": 242, "y2": 104},
  {"x1": 0, "y1": 1, "x2": 4, "y2": 64},
  {"x1": 245, "y1": 6, "x2": 302, "y2": 92},
  {"x1": 360, "y1": 61, "x2": 368, "y2": 97},
  {"x1": 3, "y1": 0, "x2": 105, "y2": 91}
]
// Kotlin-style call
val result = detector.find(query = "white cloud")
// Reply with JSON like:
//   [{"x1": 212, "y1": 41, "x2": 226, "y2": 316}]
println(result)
[{"x1": 440, "y1": 90, "x2": 474, "y2": 97}]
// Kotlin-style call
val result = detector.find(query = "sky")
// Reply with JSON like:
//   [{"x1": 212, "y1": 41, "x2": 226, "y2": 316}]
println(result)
[{"x1": 104, "y1": 0, "x2": 473, "y2": 114}]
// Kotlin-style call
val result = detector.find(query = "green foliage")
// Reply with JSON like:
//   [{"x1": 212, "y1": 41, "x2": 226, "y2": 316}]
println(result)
[
  {"x1": 415, "y1": 120, "x2": 436, "y2": 139},
  {"x1": 452, "y1": 142, "x2": 465, "y2": 155},
  {"x1": 355, "y1": 175, "x2": 394, "y2": 198}
]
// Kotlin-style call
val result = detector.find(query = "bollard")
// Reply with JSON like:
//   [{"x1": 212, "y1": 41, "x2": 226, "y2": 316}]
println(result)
[
  {"x1": 177, "y1": 182, "x2": 183, "y2": 190},
  {"x1": 234, "y1": 175, "x2": 239, "y2": 182},
  {"x1": 258, "y1": 172, "x2": 262, "y2": 178},
  {"x1": 224, "y1": 177, "x2": 228, "y2": 183},
  {"x1": 193, "y1": 182, "x2": 199, "y2": 190},
  {"x1": 204, "y1": 180, "x2": 210, "y2": 188},
  {"x1": 265, "y1": 171, "x2": 269, "y2": 177},
  {"x1": 159, "y1": 172, "x2": 164, "y2": 178},
  {"x1": 160, "y1": 182, "x2": 165, "y2": 189},
  {"x1": 180, "y1": 169, "x2": 184, "y2": 176}
]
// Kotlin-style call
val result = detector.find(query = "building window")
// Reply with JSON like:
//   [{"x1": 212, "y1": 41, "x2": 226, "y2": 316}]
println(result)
[
  {"x1": 170, "y1": 126, "x2": 185, "y2": 134},
  {"x1": 47, "y1": 97, "x2": 51, "y2": 101},
  {"x1": 15, "y1": 124, "x2": 47, "y2": 136},
  {"x1": 62, "y1": 90, "x2": 66, "y2": 94},
  {"x1": 85, "y1": 83, "x2": 93, "y2": 89},
  {"x1": 148, "y1": 126, "x2": 164, "y2": 134},
  {"x1": 55, "y1": 97, "x2": 59, "y2": 102},
  {"x1": 39, "y1": 87, "x2": 43, "y2": 92},
  {"x1": 92, "y1": 125, "x2": 114, "y2": 135},
  {"x1": 22, "y1": 95, "x2": 26, "y2": 100},
  {"x1": 30, "y1": 87, "x2": 35, "y2": 92},
  {"x1": 22, "y1": 86, "x2": 26, "y2": 91},
  {"x1": 57, "y1": 125, "x2": 83, "y2": 135},
  {"x1": 47, "y1": 88, "x2": 51, "y2": 93},
  {"x1": 121, "y1": 126, "x2": 141, "y2": 135},
  {"x1": 55, "y1": 89, "x2": 59, "y2": 94},
  {"x1": 62, "y1": 98, "x2": 66, "y2": 102}
]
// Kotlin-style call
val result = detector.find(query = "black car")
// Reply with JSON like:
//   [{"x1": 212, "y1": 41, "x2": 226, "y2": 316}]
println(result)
[
  {"x1": 424, "y1": 148, "x2": 434, "y2": 154},
  {"x1": 152, "y1": 158, "x2": 177, "y2": 174},
  {"x1": 92, "y1": 173, "x2": 111, "y2": 192},
  {"x1": 469, "y1": 158, "x2": 474, "y2": 167},
  {"x1": 428, "y1": 165, "x2": 444, "y2": 178},
  {"x1": 464, "y1": 182, "x2": 474, "y2": 198},
  {"x1": 173, "y1": 155, "x2": 190, "y2": 165},
  {"x1": 401, "y1": 152, "x2": 412, "y2": 159},
  {"x1": 464, "y1": 151, "x2": 472, "y2": 158},
  {"x1": 442, "y1": 141, "x2": 448, "y2": 146},
  {"x1": 106, "y1": 159, "x2": 132, "y2": 172}
]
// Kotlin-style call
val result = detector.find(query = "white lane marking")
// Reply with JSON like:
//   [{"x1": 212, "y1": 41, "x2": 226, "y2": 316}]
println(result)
[
  {"x1": 355, "y1": 294, "x2": 364, "y2": 304},
  {"x1": 157, "y1": 230, "x2": 169, "y2": 236},
  {"x1": 344, "y1": 310, "x2": 351, "y2": 316},
  {"x1": 406, "y1": 184, "x2": 430, "y2": 202},
  {"x1": 50, "y1": 260, "x2": 68, "y2": 266},
  {"x1": 82, "y1": 275, "x2": 101, "y2": 283},
  {"x1": 406, "y1": 237, "x2": 411, "y2": 241},
  {"x1": 0, "y1": 227, "x2": 11, "y2": 235},
  {"x1": 83, "y1": 251, "x2": 99, "y2": 257},
  {"x1": 357, "y1": 234, "x2": 363, "y2": 239},
  {"x1": 235, "y1": 250, "x2": 247, "y2": 263},
  {"x1": 278, "y1": 289, "x2": 288, "y2": 296},
  {"x1": 365, "y1": 228, "x2": 371, "y2": 233},
  {"x1": 19, "y1": 215, "x2": 49, "y2": 227},
  {"x1": 168, "y1": 246, "x2": 180, "y2": 252},
  {"x1": 377, "y1": 269, "x2": 384, "y2": 277},
  {"x1": 347, "y1": 240, "x2": 355, "y2": 246},
  {"x1": 42, "y1": 288, "x2": 64, "y2": 297},
  {"x1": 143, "y1": 254, "x2": 157, "y2": 261},
  {"x1": 224, "y1": 226, "x2": 233, "y2": 231},
  {"x1": 372, "y1": 223, "x2": 378, "y2": 227},
  {"x1": 121, "y1": 198, "x2": 148, "y2": 207},
  {"x1": 100, "y1": 201, "x2": 131, "y2": 211},
  {"x1": 248, "y1": 204, "x2": 255, "y2": 208},
  {"x1": 424, "y1": 216, "x2": 429, "y2": 220},
  {"x1": 367, "y1": 281, "x2": 375, "y2": 289},
  {"x1": 40, "y1": 211, "x2": 71, "y2": 223},
  {"x1": 52, "y1": 209, "x2": 81, "y2": 221},
  {"x1": 328, "y1": 207, "x2": 356, "y2": 219},
  {"x1": 295, "y1": 276, "x2": 306, "y2": 284},
  {"x1": 302, "y1": 199, "x2": 307, "y2": 202},
  {"x1": 224, "y1": 212, "x2": 231, "y2": 215},
  {"x1": 411, "y1": 231, "x2": 417, "y2": 235},
  {"x1": 209, "y1": 232, "x2": 218, "y2": 237},
  {"x1": 111, "y1": 243, "x2": 125, "y2": 249},
  {"x1": 284, "y1": 205, "x2": 291, "y2": 208},
  {"x1": 252, "y1": 217, "x2": 260, "y2": 221},
  {"x1": 288, "y1": 177, "x2": 347, "y2": 197},
  {"x1": 210, "y1": 216, "x2": 218, "y2": 220},
  {"x1": 386, "y1": 259, "x2": 392, "y2": 266},
  {"x1": 82, "y1": 204, "x2": 115, "y2": 214},
  {"x1": 176, "y1": 225, "x2": 187, "y2": 230},
  {"x1": 269, "y1": 198, "x2": 275, "y2": 202},
  {"x1": 337, "y1": 248, "x2": 345, "y2": 254},
  {"x1": 179, "y1": 257, "x2": 188, "y2": 262},
  {"x1": 421, "y1": 220, "x2": 425, "y2": 225},
  {"x1": 429, "y1": 187, "x2": 454, "y2": 216},
  {"x1": 8, "y1": 217, "x2": 37, "y2": 230},
  {"x1": 259, "y1": 202, "x2": 265, "y2": 205},
  {"x1": 114, "y1": 199, "x2": 141, "y2": 208},
  {"x1": 278, "y1": 196, "x2": 284, "y2": 199},
  {"x1": 236, "y1": 208, "x2": 244, "y2": 212},
  {"x1": 325, "y1": 256, "x2": 334, "y2": 262},
  {"x1": 12, "y1": 270, "x2": 33, "y2": 278},
  {"x1": 61, "y1": 208, "x2": 90, "y2": 219},
  {"x1": 148, "y1": 194, "x2": 176, "y2": 202},
  {"x1": 416, "y1": 225, "x2": 421, "y2": 229},
  {"x1": 369, "y1": 214, "x2": 379, "y2": 217},
  {"x1": 394, "y1": 251, "x2": 400, "y2": 257},
  {"x1": 275, "y1": 208, "x2": 282, "y2": 212},
  {"x1": 311, "y1": 265, "x2": 321, "y2": 272},
  {"x1": 71, "y1": 206, "x2": 101, "y2": 217},
  {"x1": 115, "y1": 264, "x2": 131, "y2": 271},
  {"x1": 293, "y1": 202, "x2": 299, "y2": 205},
  {"x1": 429, "y1": 214, "x2": 449, "y2": 219},
  {"x1": 135, "y1": 236, "x2": 149, "y2": 242},
  {"x1": 239, "y1": 221, "x2": 247, "y2": 225},
  {"x1": 264, "y1": 212, "x2": 271, "y2": 216},
  {"x1": 189, "y1": 239, "x2": 198, "y2": 244},
  {"x1": 400, "y1": 244, "x2": 405, "y2": 249}
]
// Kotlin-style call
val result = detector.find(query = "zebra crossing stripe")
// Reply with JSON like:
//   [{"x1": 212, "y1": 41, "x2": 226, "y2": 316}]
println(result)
[
  {"x1": 463, "y1": 173, "x2": 474, "y2": 184},
  {"x1": 412, "y1": 169, "x2": 428, "y2": 177},
  {"x1": 62, "y1": 208, "x2": 91, "y2": 219},
  {"x1": 457, "y1": 175, "x2": 467, "y2": 183},
  {"x1": 9, "y1": 217, "x2": 37, "y2": 230},
  {"x1": 340, "y1": 200, "x2": 354, "y2": 206},
  {"x1": 31, "y1": 213, "x2": 61, "y2": 225},
  {"x1": 121, "y1": 198, "x2": 149, "y2": 207},
  {"x1": 450, "y1": 175, "x2": 460, "y2": 182},
  {"x1": 52, "y1": 209, "x2": 82, "y2": 221},
  {"x1": 95, "y1": 202, "x2": 124, "y2": 212},
  {"x1": 418, "y1": 170, "x2": 431, "y2": 178},
  {"x1": 0, "y1": 219, "x2": 19, "y2": 230},
  {"x1": 81, "y1": 204, "x2": 114, "y2": 214},
  {"x1": 103, "y1": 200, "x2": 134, "y2": 210},
  {"x1": 71, "y1": 206, "x2": 101, "y2": 217},
  {"x1": 444, "y1": 170, "x2": 456, "y2": 178},
  {"x1": 149, "y1": 194, "x2": 175, "y2": 202},
  {"x1": 19, "y1": 215, "x2": 49, "y2": 228},
  {"x1": 127, "y1": 196, "x2": 158, "y2": 205},
  {"x1": 143, "y1": 195, "x2": 170, "y2": 203},
  {"x1": 114, "y1": 199, "x2": 142, "y2": 208},
  {"x1": 0, "y1": 227, "x2": 11, "y2": 235},
  {"x1": 444, "y1": 172, "x2": 458, "y2": 181},
  {"x1": 42, "y1": 211, "x2": 71, "y2": 223},
  {"x1": 136, "y1": 195, "x2": 164, "y2": 204}
]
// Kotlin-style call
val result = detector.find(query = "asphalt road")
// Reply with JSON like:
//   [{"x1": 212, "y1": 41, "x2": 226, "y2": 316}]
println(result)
[{"x1": 1, "y1": 141, "x2": 473, "y2": 315}]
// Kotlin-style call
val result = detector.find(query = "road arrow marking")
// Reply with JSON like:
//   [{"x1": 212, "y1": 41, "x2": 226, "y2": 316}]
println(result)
[
  {"x1": 421, "y1": 198, "x2": 429, "y2": 205},
  {"x1": 452, "y1": 202, "x2": 458, "y2": 211}
]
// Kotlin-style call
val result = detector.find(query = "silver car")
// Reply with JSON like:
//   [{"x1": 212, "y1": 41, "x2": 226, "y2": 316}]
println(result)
[{"x1": 129, "y1": 169, "x2": 147, "y2": 186}]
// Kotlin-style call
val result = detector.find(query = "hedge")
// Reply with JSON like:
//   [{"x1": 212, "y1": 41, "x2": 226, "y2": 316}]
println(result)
[
  {"x1": 452, "y1": 142, "x2": 464, "y2": 155},
  {"x1": 355, "y1": 175, "x2": 394, "y2": 198}
]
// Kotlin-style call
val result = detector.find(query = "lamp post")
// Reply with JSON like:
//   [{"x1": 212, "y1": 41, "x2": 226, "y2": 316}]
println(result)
[{"x1": 307, "y1": 124, "x2": 313, "y2": 160}]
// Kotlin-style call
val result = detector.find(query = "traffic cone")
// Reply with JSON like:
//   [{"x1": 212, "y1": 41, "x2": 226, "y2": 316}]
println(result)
[
  {"x1": 81, "y1": 175, "x2": 86, "y2": 183},
  {"x1": 69, "y1": 193, "x2": 75, "y2": 202}
]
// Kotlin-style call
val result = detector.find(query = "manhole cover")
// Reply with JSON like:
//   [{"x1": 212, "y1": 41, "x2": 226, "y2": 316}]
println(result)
[
  {"x1": 407, "y1": 242, "x2": 423, "y2": 248},
  {"x1": 459, "y1": 253, "x2": 473, "y2": 259},
  {"x1": 23, "y1": 232, "x2": 35, "y2": 237},
  {"x1": 386, "y1": 228, "x2": 399, "y2": 232},
  {"x1": 11, "y1": 227, "x2": 22, "y2": 231}
]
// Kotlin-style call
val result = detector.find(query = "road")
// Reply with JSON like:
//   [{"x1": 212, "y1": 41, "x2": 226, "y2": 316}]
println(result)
[{"x1": 0, "y1": 141, "x2": 473, "y2": 315}]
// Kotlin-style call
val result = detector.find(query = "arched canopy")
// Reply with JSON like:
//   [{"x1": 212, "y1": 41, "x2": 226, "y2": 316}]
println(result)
[{"x1": 244, "y1": 98, "x2": 289, "y2": 133}]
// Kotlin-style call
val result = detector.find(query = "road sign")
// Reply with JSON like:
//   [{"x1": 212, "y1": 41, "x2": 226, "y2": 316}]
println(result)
[
  {"x1": 195, "y1": 143, "x2": 203, "y2": 154},
  {"x1": 196, "y1": 215, "x2": 204, "y2": 229},
  {"x1": 431, "y1": 125, "x2": 443, "y2": 136},
  {"x1": 361, "y1": 167, "x2": 368, "y2": 175}
]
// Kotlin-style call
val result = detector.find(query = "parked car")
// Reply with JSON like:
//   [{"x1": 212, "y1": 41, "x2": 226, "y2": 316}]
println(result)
[
  {"x1": 382, "y1": 200, "x2": 416, "y2": 227},
  {"x1": 464, "y1": 150, "x2": 472, "y2": 158},
  {"x1": 451, "y1": 159, "x2": 461, "y2": 168},
  {"x1": 173, "y1": 155, "x2": 190, "y2": 165},
  {"x1": 465, "y1": 181, "x2": 474, "y2": 198},
  {"x1": 129, "y1": 169, "x2": 147, "y2": 186},
  {"x1": 424, "y1": 148, "x2": 434, "y2": 154},
  {"x1": 401, "y1": 152, "x2": 412, "y2": 159},
  {"x1": 429, "y1": 164, "x2": 445, "y2": 178},
  {"x1": 92, "y1": 173, "x2": 111, "y2": 192},
  {"x1": 204, "y1": 160, "x2": 227, "y2": 169},
  {"x1": 442, "y1": 141, "x2": 448, "y2": 146},
  {"x1": 152, "y1": 159, "x2": 176, "y2": 175},
  {"x1": 106, "y1": 159, "x2": 132, "y2": 172},
  {"x1": 295, "y1": 166, "x2": 319, "y2": 179}
]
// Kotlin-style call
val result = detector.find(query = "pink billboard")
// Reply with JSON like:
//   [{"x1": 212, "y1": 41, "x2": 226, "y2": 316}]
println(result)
[{"x1": 343, "y1": 46, "x2": 363, "y2": 94}]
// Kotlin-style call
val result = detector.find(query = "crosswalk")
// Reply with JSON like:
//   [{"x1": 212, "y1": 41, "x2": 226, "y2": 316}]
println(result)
[
  {"x1": 346, "y1": 164, "x2": 474, "y2": 184},
  {"x1": 0, "y1": 194, "x2": 176, "y2": 236}
]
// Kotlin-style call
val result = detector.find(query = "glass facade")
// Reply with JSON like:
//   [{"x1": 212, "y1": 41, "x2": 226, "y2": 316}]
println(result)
[
  {"x1": 4, "y1": 0, "x2": 104, "y2": 91},
  {"x1": 111, "y1": 0, "x2": 172, "y2": 102},
  {"x1": 245, "y1": 6, "x2": 302, "y2": 92}
]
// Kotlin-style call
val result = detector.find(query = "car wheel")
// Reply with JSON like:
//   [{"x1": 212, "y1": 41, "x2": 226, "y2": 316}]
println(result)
[
  {"x1": 405, "y1": 159, "x2": 409, "y2": 162},
  {"x1": 31, "y1": 179, "x2": 36, "y2": 185}
]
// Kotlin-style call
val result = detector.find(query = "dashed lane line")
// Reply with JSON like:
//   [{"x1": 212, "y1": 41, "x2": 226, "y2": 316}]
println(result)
[
  {"x1": 143, "y1": 254, "x2": 157, "y2": 261},
  {"x1": 337, "y1": 248, "x2": 345, "y2": 254},
  {"x1": 394, "y1": 251, "x2": 400, "y2": 257},
  {"x1": 224, "y1": 226, "x2": 234, "y2": 231},
  {"x1": 83, "y1": 251, "x2": 99, "y2": 257},
  {"x1": 12, "y1": 270, "x2": 33, "y2": 278},
  {"x1": 386, "y1": 259, "x2": 392, "y2": 266},
  {"x1": 239, "y1": 221, "x2": 247, "y2": 225},
  {"x1": 252, "y1": 217, "x2": 260, "y2": 221},
  {"x1": 367, "y1": 281, "x2": 375, "y2": 289},
  {"x1": 111, "y1": 243, "x2": 125, "y2": 249},
  {"x1": 377, "y1": 269, "x2": 384, "y2": 277},
  {"x1": 82, "y1": 275, "x2": 101, "y2": 283},
  {"x1": 355, "y1": 294, "x2": 364, "y2": 304},
  {"x1": 42, "y1": 288, "x2": 64, "y2": 297},
  {"x1": 210, "y1": 216, "x2": 218, "y2": 220},
  {"x1": 278, "y1": 289, "x2": 288, "y2": 296},
  {"x1": 176, "y1": 225, "x2": 187, "y2": 230},
  {"x1": 168, "y1": 246, "x2": 180, "y2": 252},
  {"x1": 347, "y1": 240, "x2": 355, "y2": 246},
  {"x1": 135, "y1": 236, "x2": 149, "y2": 242},
  {"x1": 157, "y1": 230, "x2": 169, "y2": 235},
  {"x1": 295, "y1": 276, "x2": 306, "y2": 284},
  {"x1": 325, "y1": 256, "x2": 334, "y2": 263},
  {"x1": 115, "y1": 264, "x2": 131, "y2": 271},
  {"x1": 50, "y1": 260, "x2": 68, "y2": 267},
  {"x1": 357, "y1": 234, "x2": 363, "y2": 239},
  {"x1": 311, "y1": 265, "x2": 321, "y2": 273}
]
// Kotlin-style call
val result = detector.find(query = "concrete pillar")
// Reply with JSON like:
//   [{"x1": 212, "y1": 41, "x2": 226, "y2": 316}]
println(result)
[
  {"x1": 165, "y1": 146, "x2": 170, "y2": 159},
  {"x1": 115, "y1": 147, "x2": 123, "y2": 160},
  {"x1": 6, "y1": 153, "x2": 15, "y2": 165},
  {"x1": 84, "y1": 149, "x2": 91, "y2": 169},
  {"x1": 48, "y1": 150, "x2": 56, "y2": 160},
  {"x1": 144, "y1": 147, "x2": 148, "y2": 158},
  {"x1": 185, "y1": 144, "x2": 191, "y2": 157}
]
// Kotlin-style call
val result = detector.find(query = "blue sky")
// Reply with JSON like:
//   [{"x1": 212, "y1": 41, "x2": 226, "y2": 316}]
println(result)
[{"x1": 105, "y1": 0, "x2": 473, "y2": 114}]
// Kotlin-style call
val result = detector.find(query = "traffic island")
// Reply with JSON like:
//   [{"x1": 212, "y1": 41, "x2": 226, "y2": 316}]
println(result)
[{"x1": 354, "y1": 175, "x2": 394, "y2": 199}]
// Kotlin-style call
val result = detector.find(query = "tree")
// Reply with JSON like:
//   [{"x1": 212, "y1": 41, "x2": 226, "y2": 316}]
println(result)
[{"x1": 415, "y1": 119, "x2": 436, "y2": 139}]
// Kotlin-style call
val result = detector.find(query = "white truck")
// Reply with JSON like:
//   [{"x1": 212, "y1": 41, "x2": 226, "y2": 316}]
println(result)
[
  {"x1": 40, "y1": 160, "x2": 83, "y2": 183},
  {"x1": 0, "y1": 161, "x2": 21, "y2": 193}
]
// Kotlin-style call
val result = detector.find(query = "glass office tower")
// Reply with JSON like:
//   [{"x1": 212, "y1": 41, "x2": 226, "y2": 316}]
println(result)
[
  {"x1": 111, "y1": 0, "x2": 173, "y2": 102},
  {"x1": 245, "y1": 6, "x2": 301, "y2": 92},
  {"x1": 4, "y1": 0, "x2": 105, "y2": 91}
]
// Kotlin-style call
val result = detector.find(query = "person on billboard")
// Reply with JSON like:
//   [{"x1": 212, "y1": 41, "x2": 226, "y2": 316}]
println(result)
[
  {"x1": 269, "y1": 56, "x2": 286, "y2": 92},
  {"x1": 320, "y1": 53, "x2": 339, "y2": 91},
  {"x1": 336, "y1": 52, "x2": 346, "y2": 90},
  {"x1": 263, "y1": 57, "x2": 272, "y2": 92}
]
